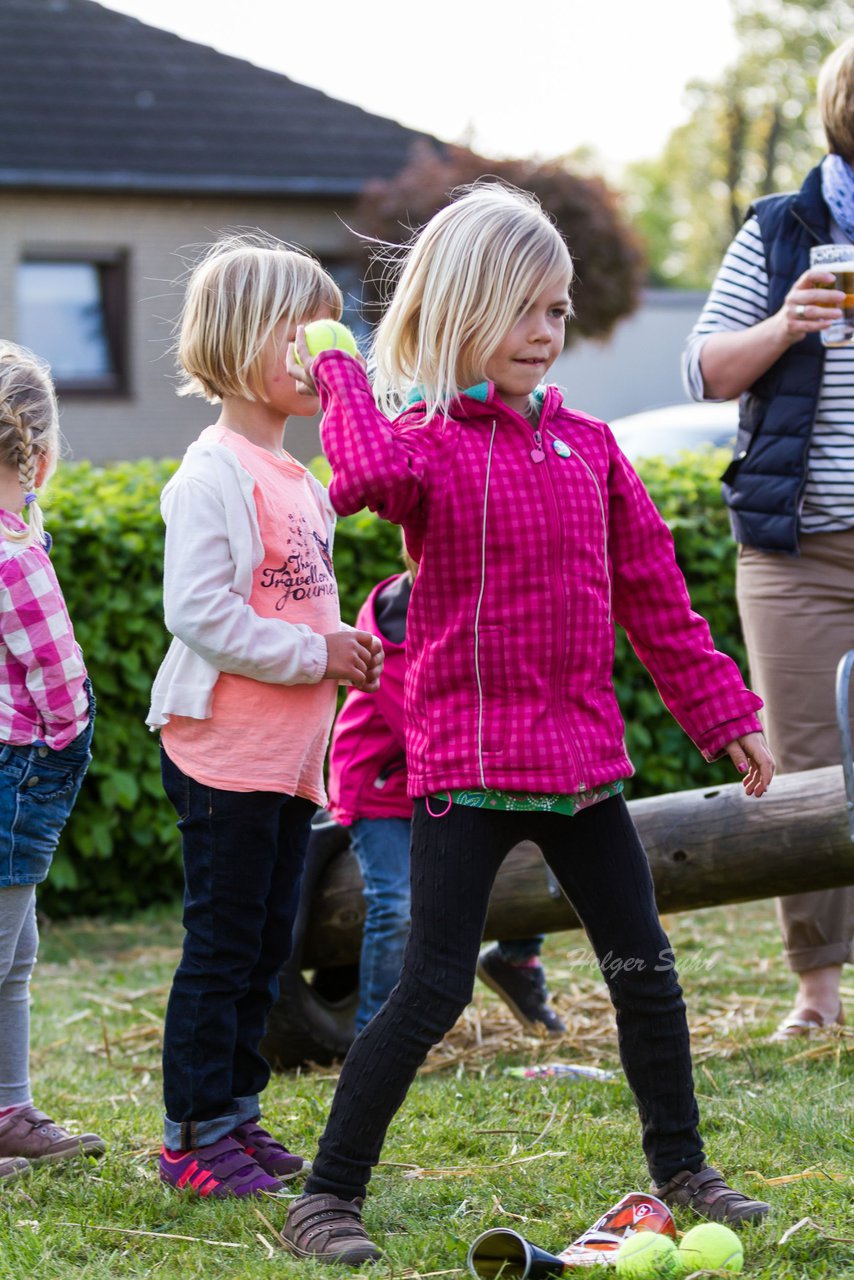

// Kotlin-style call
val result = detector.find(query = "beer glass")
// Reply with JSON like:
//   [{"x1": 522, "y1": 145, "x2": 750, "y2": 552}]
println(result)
[{"x1": 810, "y1": 244, "x2": 854, "y2": 347}]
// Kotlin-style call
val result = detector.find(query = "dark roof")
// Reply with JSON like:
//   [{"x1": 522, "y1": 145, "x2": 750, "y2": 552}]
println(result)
[{"x1": 0, "y1": 0, "x2": 433, "y2": 196}]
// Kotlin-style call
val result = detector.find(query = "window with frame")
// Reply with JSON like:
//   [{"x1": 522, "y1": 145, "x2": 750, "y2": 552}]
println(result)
[{"x1": 16, "y1": 251, "x2": 129, "y2": 396}]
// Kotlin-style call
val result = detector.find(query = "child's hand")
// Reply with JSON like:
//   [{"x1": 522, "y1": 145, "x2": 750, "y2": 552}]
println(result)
[
  {"x1": 723, "y1": 731, "x2": 775, "y2": 796},
  {"x1": 324, "y1": 630, "x2": 382, "y2": 689},
  {"x1": 362, "y1": 635, "x2": 384, "y2": 693},
  {"x1": 286, "y1": 325, "x2": 366, "y2": 397},
  {"x1": 287, "y1": 327, "x2": 319, "y2": 397}
]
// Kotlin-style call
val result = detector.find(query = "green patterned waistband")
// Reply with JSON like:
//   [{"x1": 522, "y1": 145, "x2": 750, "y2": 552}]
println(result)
[{"x1": 430, "y1": 781, "x2": 624, "y2": 817}]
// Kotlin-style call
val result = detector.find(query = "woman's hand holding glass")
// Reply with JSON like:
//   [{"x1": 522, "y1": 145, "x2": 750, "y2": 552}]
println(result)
[{"x1": 777, "y1": 268, "x2": 845, "y2": 341}]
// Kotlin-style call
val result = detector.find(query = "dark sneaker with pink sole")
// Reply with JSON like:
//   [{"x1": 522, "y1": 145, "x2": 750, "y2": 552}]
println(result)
[
  {"x1": 476, "y1": 947, "x2": 567, "y2": 1036},
  {"x1": 230, "y1": 1119, "x2": 311, "y2": 1181},
  {"x1": 159, "y1": 1135, "x2": 282, "y2": 1198},
  {"x1": 0, "y1": 1106, "x2": 105, "y2": 1165}
]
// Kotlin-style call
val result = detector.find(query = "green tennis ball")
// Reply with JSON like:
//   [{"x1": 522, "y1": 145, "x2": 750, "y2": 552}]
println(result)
[
  {"x1": 296, "y1": 319, "x2": 358, "y2": 364},
  {"x1": 678, "y1": 1224, "x2": 743, "y2": 1273},
  {"x1": 616, "y1": 1232, "x2": 683, "y2": 1279}
]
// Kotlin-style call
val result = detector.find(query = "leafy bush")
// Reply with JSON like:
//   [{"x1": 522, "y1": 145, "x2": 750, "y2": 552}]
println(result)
[
  {"x1": 40, "y1": 460, "x2": 179, "y2": 917},
  {"x1": 37, "y1": 448, "x2": 741, "y2": 916}
]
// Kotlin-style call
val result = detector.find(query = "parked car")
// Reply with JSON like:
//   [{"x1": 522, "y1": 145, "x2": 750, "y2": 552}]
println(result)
[{"x1": 610, "y1": 401, "x2": 738, "y2": 464}]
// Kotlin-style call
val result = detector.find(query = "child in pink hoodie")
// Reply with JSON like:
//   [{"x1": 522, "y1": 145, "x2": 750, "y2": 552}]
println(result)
[
  {"x1": 283, "y1": 183, "x2": 775, "y2": 1263},
  {"x1": 328, "y1": 561, "x2": 565, "y2": 1036}
]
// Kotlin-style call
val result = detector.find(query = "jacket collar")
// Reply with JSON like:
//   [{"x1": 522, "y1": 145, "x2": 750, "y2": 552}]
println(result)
[
  {"x1": 405, "y1": 381, "x2": 564, "y2": 422},
  {"x1": 789, "y1": 164, "x2": 831, "y2": 242}
]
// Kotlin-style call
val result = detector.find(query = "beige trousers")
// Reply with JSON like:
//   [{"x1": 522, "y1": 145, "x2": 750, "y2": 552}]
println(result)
[{"x1": 737, "y1": 530, "x2": 854, "y2": 973}]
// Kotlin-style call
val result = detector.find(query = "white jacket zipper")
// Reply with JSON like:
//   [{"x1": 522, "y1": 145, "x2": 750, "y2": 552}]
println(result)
[{"x1": 474, "y1": 421, "x2": 498, "y2": 787}]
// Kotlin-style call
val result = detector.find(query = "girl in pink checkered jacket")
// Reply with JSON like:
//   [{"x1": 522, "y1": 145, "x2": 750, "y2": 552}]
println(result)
[
  {"x1": 0, "y1": 343, "x2": 102, "y2": 1180},
  {"x1": 282, "y1": 184, "x2": 777, "y2": 1263}
]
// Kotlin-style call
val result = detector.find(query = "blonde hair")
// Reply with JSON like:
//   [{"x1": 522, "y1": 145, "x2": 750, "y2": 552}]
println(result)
[
  {"x1": 818, "y1": 36, "x2": 854, "y2": 162},
  {"x1": 177, "y1": 231, "x2": 343, "y2": 403},
  {"x1": 371, "y1": 183, "x2": 572, "y2": 419},
  {"x1": 0, "y1": 342, "x2": 59, "y2": 549}
]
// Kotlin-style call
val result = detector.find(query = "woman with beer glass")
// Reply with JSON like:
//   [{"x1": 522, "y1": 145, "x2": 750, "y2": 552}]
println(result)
[{"x1": 682, "y1": 36, "x2": 854, "y2": 1042}]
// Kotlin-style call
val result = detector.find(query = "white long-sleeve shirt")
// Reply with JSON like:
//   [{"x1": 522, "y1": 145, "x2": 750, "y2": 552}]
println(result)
[{"x1": 146, "y1": 437, "x2": 332, "y2": 730}]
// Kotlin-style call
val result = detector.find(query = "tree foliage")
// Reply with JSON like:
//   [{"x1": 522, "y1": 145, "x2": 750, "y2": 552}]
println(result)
[
  {"x1": 625, "y1": 0, "x2": 853, "y2": 288},
  {"x1": 354, "y1": 141, "x2": 647, "y2": 343}
]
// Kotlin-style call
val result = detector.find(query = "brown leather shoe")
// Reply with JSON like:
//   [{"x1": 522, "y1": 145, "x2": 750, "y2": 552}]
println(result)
[
  {"x1": 652, "y1": 1165, "x2": 770, "y2": 1224},
  {"x1": 0, "y1": 1106, "x2": 105, "y2": 1165},
  {"x1": 770, "y1": 1005, "x2": 845, "y2": 1042},
  {"x1": 0, "y1": 1156, "x2": 30, "y2": 1182},
  {"x1": 283, "y1": 1193, "x2": 381, "y2": 1264}
]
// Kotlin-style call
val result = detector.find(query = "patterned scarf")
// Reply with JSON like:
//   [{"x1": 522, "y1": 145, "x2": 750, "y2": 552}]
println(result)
[{"x1": 821, "y1": 153, "x2": 854, "y2": 242}]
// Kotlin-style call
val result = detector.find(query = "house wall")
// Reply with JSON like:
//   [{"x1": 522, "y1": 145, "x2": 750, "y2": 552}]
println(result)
[
  {"x1": 0, "y1": 190, "x2": 360, "y2": 464},
  {"x1": 549, "y1": 288, "x2": 708, "y2": 423},
  {"x1": 0, "y1": 198, "x2": 712, "y2": 467}
]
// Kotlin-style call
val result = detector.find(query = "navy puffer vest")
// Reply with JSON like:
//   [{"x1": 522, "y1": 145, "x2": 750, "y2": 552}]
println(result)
[{"x1": 721, "y1": 165, "x2": 829, "y2": 554}]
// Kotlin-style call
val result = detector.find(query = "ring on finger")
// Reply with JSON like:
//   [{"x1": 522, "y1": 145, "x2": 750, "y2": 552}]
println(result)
[{"x1": 795, "y1": 303, "x2": 807, "y2": 318}]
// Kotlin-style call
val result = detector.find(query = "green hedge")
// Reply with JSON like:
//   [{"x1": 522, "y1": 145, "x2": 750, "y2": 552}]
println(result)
[
  {"x1": 613, "y1": 449, "x2": 745, "y2": 798},
  {"x1": 37, "y1": 447, "x2": 739, "y2": 917}
]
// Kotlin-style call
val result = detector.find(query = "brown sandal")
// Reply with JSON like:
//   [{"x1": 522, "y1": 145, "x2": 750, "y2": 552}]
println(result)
[
  {"x1": 283, "y1": 1193, "x2": 381, "y2": 1264},
  {"x1": 652, "y1": 1165, "x2": 770, "y2": 1224}
]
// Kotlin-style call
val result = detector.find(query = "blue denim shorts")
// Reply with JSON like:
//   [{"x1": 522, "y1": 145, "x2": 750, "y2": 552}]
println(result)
[{"x1": 0, "y1": 683, "x2": 94, "y2": 887}]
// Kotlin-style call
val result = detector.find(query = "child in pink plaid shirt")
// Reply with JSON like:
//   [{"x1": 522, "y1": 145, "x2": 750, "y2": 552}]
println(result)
[
  {"x1": 0, "y1": 342, "x2": 102, "y2": 1182},
  {"x1": 281, "y1": 184, "x2": 777, "y2": 1262}
]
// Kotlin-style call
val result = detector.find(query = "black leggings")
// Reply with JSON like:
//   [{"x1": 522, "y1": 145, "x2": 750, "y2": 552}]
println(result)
[{"x1": 304, "y1": 795, "x2": 704, "y2": 1199}]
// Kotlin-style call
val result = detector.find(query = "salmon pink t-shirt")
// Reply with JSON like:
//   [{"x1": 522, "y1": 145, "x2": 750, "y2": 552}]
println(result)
[{"x1": 161, "y1": 426, "x2": 340, "y2": 801}]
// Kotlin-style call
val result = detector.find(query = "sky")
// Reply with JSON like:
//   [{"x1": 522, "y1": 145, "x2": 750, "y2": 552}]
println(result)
[{"x1": 99, "y1": 0, "x2": 741, "y2": 172}]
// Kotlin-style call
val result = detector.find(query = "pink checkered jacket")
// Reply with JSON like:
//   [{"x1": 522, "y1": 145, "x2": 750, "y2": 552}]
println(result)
[
  {"x1": 0, "y1": 514, "x2": 89, "y2": 751},
  {"x1": 315, "y1": 352, "x2": 763, "y2": 799}
]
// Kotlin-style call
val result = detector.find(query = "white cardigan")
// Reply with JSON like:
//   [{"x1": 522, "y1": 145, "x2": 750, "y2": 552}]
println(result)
[{"x1": 147, "y1": 440, "x2": 334, "y2": 729}]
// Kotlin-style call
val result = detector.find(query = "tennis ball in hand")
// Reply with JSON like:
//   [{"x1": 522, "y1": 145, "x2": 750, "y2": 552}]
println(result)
[
  {"x1": 678, "y1": 1223, "x2": 744, "y2": 1273},
  {"x1": 616, "y1": 1232, "x2": 683, "y2": 1279},
  {"x1": 295, "y1": 319, "x2": 359, "y2": 364}
]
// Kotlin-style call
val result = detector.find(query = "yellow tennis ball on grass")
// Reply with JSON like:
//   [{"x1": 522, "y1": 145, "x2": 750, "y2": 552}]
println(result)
[
  {"x1": 616, "y1": 1231, "x2": 683, "y2": 1279},
  {"x1": 295, "y1": 319, "x2": 358, "y2": 364},
  {"x1": 678, "y1": 1223, "x2": 743, "y2": 1273}
]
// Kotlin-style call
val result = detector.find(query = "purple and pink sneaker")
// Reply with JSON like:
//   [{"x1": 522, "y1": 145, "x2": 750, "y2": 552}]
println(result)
[
  {"x1": 230, "y1": 1119, "x2": 311, "y2": 1182},
  {"x1": 159, "y1": 1135, "x2": 282, "y2": 1198}
]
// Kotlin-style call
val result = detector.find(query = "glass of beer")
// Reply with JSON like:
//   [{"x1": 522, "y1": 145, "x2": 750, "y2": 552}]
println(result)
[{"x1": 810, "y1": 244, "x2": 854, "y2": 347}]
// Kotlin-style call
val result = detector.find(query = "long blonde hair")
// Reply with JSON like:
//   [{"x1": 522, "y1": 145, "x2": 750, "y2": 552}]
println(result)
[
  {"x1": 0, "y1": 342, "x2": 60, "y2": 549},
  {"x1": 177, "y1": 231, "x2": 343, "y2": 403},
  {"x1": 371, "y1": 183, "x2": 573, "y2": 419}
]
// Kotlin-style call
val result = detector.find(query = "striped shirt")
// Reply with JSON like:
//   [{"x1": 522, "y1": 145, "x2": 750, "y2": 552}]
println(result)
[
  {"x1": 0, "y1": 513, "x2": 89, "y2": 750},
  {"x1": 683, "y1": 215, "x2": 854, "y2": 535}
]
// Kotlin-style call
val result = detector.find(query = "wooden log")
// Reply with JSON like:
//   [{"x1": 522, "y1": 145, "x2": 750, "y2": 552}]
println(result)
[{"x1": 301, "y1": 765, "x2": 854, "y2": 968}]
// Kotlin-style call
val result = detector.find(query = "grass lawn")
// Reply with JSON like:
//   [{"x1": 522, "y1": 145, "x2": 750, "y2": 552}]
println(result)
[{"x1": 0, "y1": 897, "x2": 851, "y2": 1278}]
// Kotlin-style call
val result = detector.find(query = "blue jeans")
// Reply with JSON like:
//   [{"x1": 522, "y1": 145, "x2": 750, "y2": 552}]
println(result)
[
  {"x1": 351, "y1": 818, "x2": 412, "y2": 1031},
  {"x1": 0, "y1": 684, "x2": 94, "y2": 887},
  {"x1": 160, "y1": 748, "x2": 315, "y2": 1150},
  {"x1": 351, "y1": 816, "x2": 544, "y2": 1031}
]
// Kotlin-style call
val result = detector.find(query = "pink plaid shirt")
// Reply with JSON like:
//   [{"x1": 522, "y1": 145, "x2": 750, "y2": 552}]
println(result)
[
  {"x1": 316, "y1": 353, "x2": 763, "y2": 799},
  {"x1": 0, "y1": 513, "x2": 89, "y2": 750}
]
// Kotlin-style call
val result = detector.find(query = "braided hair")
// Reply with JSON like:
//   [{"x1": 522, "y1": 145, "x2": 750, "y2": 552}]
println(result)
[{"x1": 0, "y1": 342, "x2": 60, "y2": 549}]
